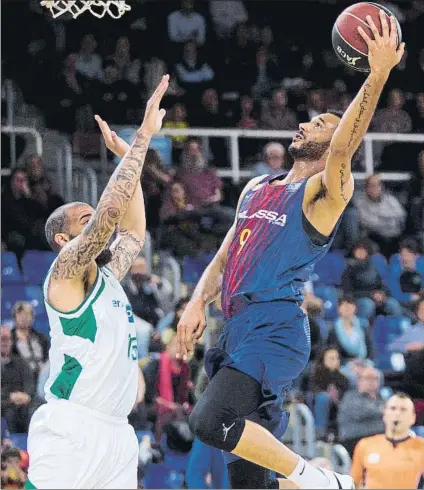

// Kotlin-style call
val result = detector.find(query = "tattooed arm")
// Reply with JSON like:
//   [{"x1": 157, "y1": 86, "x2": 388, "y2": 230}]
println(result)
[
  {"x1": 51, "y1": 75, "x2": 169, "y2": 284},
  {"x1": 323, "y1": 11, "x2": 404, "y2": 207},
  {"x1": 107, "y1": 183, "x2": 145, "y2": 281}
]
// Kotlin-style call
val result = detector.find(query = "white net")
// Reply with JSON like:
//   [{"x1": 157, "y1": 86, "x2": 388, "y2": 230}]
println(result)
[{"x1": 40, "y1": 1, "x2": 131, "y2": 19}]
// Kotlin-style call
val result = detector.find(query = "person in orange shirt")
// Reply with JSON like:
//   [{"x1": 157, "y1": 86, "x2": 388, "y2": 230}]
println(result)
[{"x1": 351, "y1": 392, "x2": 424, "y2": 489}]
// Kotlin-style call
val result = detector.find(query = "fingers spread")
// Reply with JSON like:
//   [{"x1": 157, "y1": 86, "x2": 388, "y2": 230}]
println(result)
[
  {"x1": 357, "y1": 26, "x2": 372, "y2": 45},
  {"x1": 366, "y1": 15, "x2": 381, "y2": 43}
]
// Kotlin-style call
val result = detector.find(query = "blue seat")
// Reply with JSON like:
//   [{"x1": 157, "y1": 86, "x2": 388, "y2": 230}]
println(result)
[
  {"x1": 135, "y1": 429, "x2": 155, "y2": 444},
  {"x1": 23, "y1": 285, "x2": 46, "y2": 316},
  {"x1": 143, "y1": 463, "x2": 184, "y2": 489},
  {"x1": 182, "y1": 253, "x2": 214, "y2": 285},
  {"x1": 372, "y1": 316, "x2": 410, "y2": 371},
  {"x1": 1, "y1": 285, "x2": 46, "y2": 321},
  {"x1": 312, "y1": 252, "x2": 345, "y2": 286},
  {"x1": 33, "y1": 317, "x2": 50, "y2": 338},
  {"x1": 1, "y1": 252, "x2": 22, "y2": 284},
  {"x1": 22, "y1": 250, "x2": 56, "y2": 285},
  {"x1": 371, "y1": 253, "x2": 389, "y2": 286},
  {"x1": 10, "y1": 432, "x2": 28, "y2": 451},
  {"x1": 314, "y1": 285, "x2": 339, "y2": 319}
]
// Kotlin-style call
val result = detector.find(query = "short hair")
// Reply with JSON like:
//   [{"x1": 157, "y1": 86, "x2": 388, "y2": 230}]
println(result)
[
  {"x1": 338, "y1": 294, "x2": 356, "y2": 305},
  {"x1": 327, "y1": 109, "x2": 344, "y2": 119},
  {"x1": 387, "y1": 392, "x2": 415, "y2": 411},
  {"x1": 45, "y1": 202, "x2": 87, "y2": 252},
  {"x1": 399, "y1": 237, "x2": 419, "y2": 254},
  {"x1": 12, "y1": 301, "x2": 34, "y2": 319}
]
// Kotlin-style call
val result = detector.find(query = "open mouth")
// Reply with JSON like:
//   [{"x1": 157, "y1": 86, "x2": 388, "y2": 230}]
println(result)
[{"x1": 293, "y1": 132, "x2": 304, "y2": 142}]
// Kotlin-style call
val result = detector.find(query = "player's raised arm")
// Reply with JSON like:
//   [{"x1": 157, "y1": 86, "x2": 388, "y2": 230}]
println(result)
[
  {"x1": 95, "y1": 116, "x2": 145, "y2": 281},
  {"x1": 51, "y1": 75, "x2": 169, "y2": 281},
  {"x1": 176, "y1": 175, "x2": 264, "y2": 359},
  {"x1": 323, "y1": 11, "x2": 404, "y2": 204}
]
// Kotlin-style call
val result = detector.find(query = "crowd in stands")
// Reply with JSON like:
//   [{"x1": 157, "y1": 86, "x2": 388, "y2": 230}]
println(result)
[{"x1": 1, "y1": 0, "x2": 424, "y2": 488}]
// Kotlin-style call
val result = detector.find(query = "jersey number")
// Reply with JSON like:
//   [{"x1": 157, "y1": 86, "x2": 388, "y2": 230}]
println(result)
[{"x1": 237, "y1": 228, "x2": 251, "y2": 256}]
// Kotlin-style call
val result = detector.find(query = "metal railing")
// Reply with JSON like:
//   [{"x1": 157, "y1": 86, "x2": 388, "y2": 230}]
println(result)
[
  {"x1": 291, "y1": 403, "x2": 316, "y2": 460},
  {"x1": 1, "y1": 126, "x2": 43, "y2": 173}
]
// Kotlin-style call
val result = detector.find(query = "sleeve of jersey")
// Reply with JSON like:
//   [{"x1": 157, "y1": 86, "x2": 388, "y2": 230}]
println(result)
[{"x1": 350, "y1": 438, "x2": 365, "y2": 488}]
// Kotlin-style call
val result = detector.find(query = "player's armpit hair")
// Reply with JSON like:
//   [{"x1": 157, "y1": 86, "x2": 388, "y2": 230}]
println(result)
[{"x1": 107, "y1": 229, "x2": 143, "y2": 281}]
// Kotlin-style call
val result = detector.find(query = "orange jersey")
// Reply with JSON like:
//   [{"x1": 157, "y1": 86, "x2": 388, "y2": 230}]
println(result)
[{"x1": 351, "y1": 433, "x2": 424, "y2": 489}]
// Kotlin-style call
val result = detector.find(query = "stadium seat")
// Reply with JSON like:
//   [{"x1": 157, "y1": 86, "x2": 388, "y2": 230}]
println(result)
[
  {"x1": 1, "y1": 284, "x2": 46, "y2": 320},
  {"x1": 22, "y1": 250, "x2": 56, "y2": 285},
  {"x1": 182, "y1": 253, "x2": 215, "y2": 285},
  {"x1": 312, "y1": 252, "x2": 345, "y2": 286},
  {"x1": 1, "y1": 252, "x2": 22, "y2": 284},
  {"x1": 10, "y1": 432, "x2": 28, "y2": 451},
  {"x1": 372, "y1": 316, "x2": 411, "y2": 371},
  {"x1": 371, "y1": 253, "x2": 389, "y2": 286},
  {"x1": 33, "y1": 317, "x2": 50, "y2": 338},
  {"x1": 314, "y1": 285, "x2": 339, "y2": 319},
  {"x1": 143, "y1": 463, "x2": 184, "y2": 489}
]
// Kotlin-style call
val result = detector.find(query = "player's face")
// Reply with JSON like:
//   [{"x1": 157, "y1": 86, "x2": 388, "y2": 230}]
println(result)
[
  {"x1": 288, "y1": 113, "x2": 340, "y2": 161},
  {"x1": 383, "y1": 396, "x2": 416, "y2": 435}
]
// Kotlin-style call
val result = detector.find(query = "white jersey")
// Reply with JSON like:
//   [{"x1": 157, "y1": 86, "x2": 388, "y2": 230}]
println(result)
[{"x1": 43, "y1": 264, "x2": 138, "y2": 418}]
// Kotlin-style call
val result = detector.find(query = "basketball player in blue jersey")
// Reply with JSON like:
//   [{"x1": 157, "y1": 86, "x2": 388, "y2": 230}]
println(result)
[{"x1": 177, "y1": 12, "x2": 405, "y2": 490}]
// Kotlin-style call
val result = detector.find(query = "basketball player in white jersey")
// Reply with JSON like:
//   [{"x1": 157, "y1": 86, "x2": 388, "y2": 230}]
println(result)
[{"x1": 25, "y1": 75, "x2": 169, "y2": 489}]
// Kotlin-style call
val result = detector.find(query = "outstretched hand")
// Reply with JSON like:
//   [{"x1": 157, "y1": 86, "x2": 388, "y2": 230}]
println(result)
[
  {"x1": 95, "y1": 115, "x2": 130, "y2": 159},
  {"x1": 358, "y1": 10, "x2": 405, "y2": 76},
  {"x1": 139, "y1": 74, "x2": 169, "y2": 137}
]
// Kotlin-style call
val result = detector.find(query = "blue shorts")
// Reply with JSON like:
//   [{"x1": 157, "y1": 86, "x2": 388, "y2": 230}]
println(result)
[{"x1": 204, "y1": 301, "x2": 311, "y2": 464}]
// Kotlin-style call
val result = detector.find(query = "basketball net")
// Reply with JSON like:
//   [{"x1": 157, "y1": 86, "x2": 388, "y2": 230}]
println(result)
[{"x1": 40, "y1": 1, "x2": 131, "y2": 19}]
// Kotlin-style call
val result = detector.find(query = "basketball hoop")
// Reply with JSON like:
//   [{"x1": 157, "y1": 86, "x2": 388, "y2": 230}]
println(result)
[{"x1": 40, "y1": 1, "x2": 131, "y2": 19}]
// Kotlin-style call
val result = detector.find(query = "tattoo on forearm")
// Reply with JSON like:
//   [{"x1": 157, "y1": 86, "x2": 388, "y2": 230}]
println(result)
[
  {"x1": 108, "y1": 230, "x2": 143, "y2": 281},
  {"x1": 348, "y1": 82, "x2": 371, "y2": 148},
  {"x1": 339, "y1": 162, "x2": 348, "y2": 203},
  {"x1": 52, "y1": 134, "x2": 150, "y2": 280}
]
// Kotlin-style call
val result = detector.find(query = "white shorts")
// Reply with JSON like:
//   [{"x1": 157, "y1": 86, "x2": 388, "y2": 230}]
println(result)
[{"x1": 27, "y1": 400, "x2": 139, "y2": 489}]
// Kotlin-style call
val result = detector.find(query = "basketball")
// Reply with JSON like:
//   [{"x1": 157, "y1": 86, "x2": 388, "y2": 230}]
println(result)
[{"x1": 332, "y1": 2, "x2": 402, "y2": 72}]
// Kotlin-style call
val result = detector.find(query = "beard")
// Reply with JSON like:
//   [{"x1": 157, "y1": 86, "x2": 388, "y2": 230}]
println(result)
[{"x1": 288, "y1": 140, "x2": 331, "y2": 161}]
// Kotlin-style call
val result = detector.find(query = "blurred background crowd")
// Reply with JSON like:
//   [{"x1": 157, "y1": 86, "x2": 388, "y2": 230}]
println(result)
[{"x1": 1, "y1": 0, "x2": 424, "y2": 488}]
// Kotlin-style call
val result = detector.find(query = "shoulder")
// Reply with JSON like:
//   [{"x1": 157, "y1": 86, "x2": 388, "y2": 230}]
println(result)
[{"x1": 358, "y1": 433, "x2": 383, "y2": 448}]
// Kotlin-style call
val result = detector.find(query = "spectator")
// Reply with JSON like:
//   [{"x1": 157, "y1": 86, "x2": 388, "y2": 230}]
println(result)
[
  {"x1": 75, "y1": 34, "x2": 103, "y2": 81},
  {"x1": 412, "y1": 92, "x2": 424, "y2": 133},
  {"x1": 1, "y1": 446, "x2": 27, "y2": 489},
  {"x1": 123, "y1": 256, "x2": 172, "y2": 327},
  {"x1": 327, "y1": 296, "x2": 372, "y2": 363},
  {"x1": 389, "y1": 298, "x2": 424, "y2": 354},
  {"x1": 304, "y1": 90, "x2": 327, "y2": 121},
  {"x1": 331, "y1": 201, "x2": 361, "y2": 255},
  {"x1": 25, "y1": 155, "x2": 65, "y2": 215},
  {"x1": 338, "y1": 366, "x2": 385, "y2": 456},
  {"x1": 167, "y1": 0, "x2": 206, "y2": 46},
  {"x1": 143, "y1": 55, "x2": 185, "y2": 99},
  {"x1": 157, "y1": 297, "x2": 190, "y2": 334},
  {"x1": 342, "y1": 241, "x2": 401, "y2": 319},
  {"x1": 251, "y1": 46, "x2": 281, "y2": 100},
  {"x1": 310, "y1": 347, "x2": 349, "y2": 439},
  {"x1": 350, "y1": 393, "x2": 424, "y2": 489},
  {"x1": 10, "y1": 302, "x2": 49, "y2": 386},
  {"x1": 408, "y1": 151, "x2": 424, "y2": 248},
  {"x1": 1, "y1": 417, "x2": 12, "y2": 449},
  {"x1": 388, "y1": 238, "x2": 424, "y2": 308},
  {"x1": 355, "y1": 174, "x2": 406, "y2": 258},
  {"x1": 260, "y1": 88, "x2": 298, "y2": 130},
  {"x1": 1, "y1": 169, "x2": 49, "y2": 257},
  {"x1": 253, "y1": 142, "x2": 287, "y2": 177},
  {"x1": 107, "y1": 36, "x2": 141, "y2": 85},
  {"x1": 163, "y1": 102, "x2": 189, "y2": 162},
  {"x1": 175, "y1": 42, "x2": 214, "y2": 92},
  {"x1": 209, "y1": 0, "x2": 248, "y2": 39},
  {"x1": 402, "y1": 348, "x2": 424, "y2": 420},
  {"x1": 372, "y1": 89, "x2": 413, "y2": 134},
  {"x1": 142, "y1": 148, "x2": 173, "y2": 230},
  {"x1": 1, "y1": 326, "x2": 35, "y2": 433},
  {"x1": 235, "y1": 94, "x2": 259, "y2": 130},
  {"x1": 143, "y1": 329, "x2": 194, "y2": 441}
]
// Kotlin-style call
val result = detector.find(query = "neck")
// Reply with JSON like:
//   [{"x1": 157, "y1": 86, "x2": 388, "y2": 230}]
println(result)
[
  {"x1": 284, "y1": 161, "x2": 324, "y2": 183},
  {"x1": 385, "y1": 428, "x2": 410, "y2": 441},
  {"x1": 16, "y1": 328, "x2": 29, "y2": 339}
]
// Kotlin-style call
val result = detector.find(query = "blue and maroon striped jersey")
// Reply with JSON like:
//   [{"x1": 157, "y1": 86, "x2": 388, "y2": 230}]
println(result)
[{"x1": 221, "y1": 172, "x2": 340, "y2": 318}]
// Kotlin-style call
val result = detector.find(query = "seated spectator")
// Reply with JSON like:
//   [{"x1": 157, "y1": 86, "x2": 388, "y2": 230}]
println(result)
[
  {"x1": 328, "y1": 296, "x2": 372, "y2": 363},
  {"x1": 143, "y1": 329, "x2": 194, "y2": 441},
  {"x1": 310, "y1": 347, "x2": 349, "y2": 439},
  {"x1": 402, "y1": 347, "x2": 424, "y2": 423},
  {"x1": 75, "y1": 34, "x2": 103, "y2": 81},
  {"x1": 253, "y1": 142, "x2": 287, "y2": 177},
  {"x1": 372, "y1": 89, "x2": 413, "y2": 134},
  {"x1": 142, "y1": 149, "x2": 173, "y2": 230},
  {"x1": 389, "y1": 297, "x2": 424, "y2": 354},
  {"x1": 338, "y1": 366, "x2": 385, "y2": 456},
  {"x1": 10, "y1": 302, "x2": 49, "y2": 387},
  {"x1": 251, "y1": 46, "x2": 281, "y2": 100},
  {"x1": 342, "y1": 241, "x2": 401, "y2": 319},
  {"x1": 157, "y1": 297, "x2": 190, "y2": 334},
  {"x1": 107, "y1": 36, "x2": 141, "y2": 85},
  {"x1": 1, "y1": 417, "x2": 12, "y2": 449},
  {"x1": 412, "y1": 92, "x2": 424, "y2": 133},
  {"x1": 1, "y1": 326, "x2": 35, "y2": 433},
  {"x1": 1, "y1": 446, "x2": 27, "y2": 489},
  {"x1": 260, "y1": 88, "x2": 298, "y2": 130},
  {"x1": 25, "y1": 155, "x2": 65, "y2": 215},
  {"x1": 167, "y1": 0, "x2": 206, "y2": 46},
  {"x1": 355, "y1": 174, "x2": 406, "y2": 258},
  {"x1": 331, "y1": 200, "x2": 360, "y2": 255},
  {"x1": 1, "y1": 169, "x2": 49, "y2": 257},
  {"x1": 236, "y1": 94, "x2": 260, "y2": 129},
  {"x1": 123, "y1": 256, "x2": 172, "y2": 327},
  {"x1": 143, "y1": 55, "x2": 185, "y2": 99},
  {"x1": 350, "y1": 393, "x2": 424, "y2": 489},
  {"x1": 159, "y1": 181, "x2": 201, "y2": 257},
  {"x1": 175, "y1": 42, "x2": 214, "y2": 92},
  {"x1": 209, "y1": 0, "x2": 248, "y2": 39},
  {"x1": 163, "y1": 102, "x2": 189, "y2": 162},
  {"x1": 388, "y1": 238, "x2": 424, "y2": 309}
]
